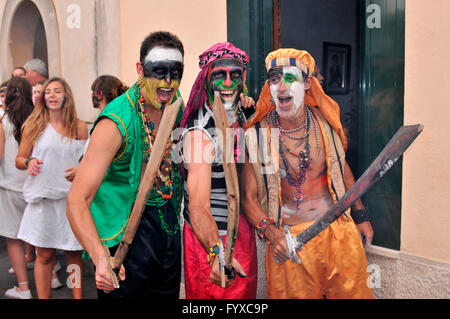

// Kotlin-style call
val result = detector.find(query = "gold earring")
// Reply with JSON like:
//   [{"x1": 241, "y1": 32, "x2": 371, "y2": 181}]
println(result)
[{"x1": 137, "y1": 74, "x2": 145, "y2": 89}]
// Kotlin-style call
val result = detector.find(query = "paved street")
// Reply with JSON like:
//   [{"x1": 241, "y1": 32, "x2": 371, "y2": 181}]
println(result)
[
  {"x1": 0, "y1": 237, "x2": 97, "y2": 299},
  {"x1": 0, "y1": 234, "x2": 187, "y2": 300}
]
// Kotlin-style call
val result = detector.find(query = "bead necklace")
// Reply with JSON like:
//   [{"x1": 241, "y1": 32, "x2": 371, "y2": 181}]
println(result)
[
  {"x1": 269, "y1": 106, "x2": 320, "y2": 151},
  {"x1": 135, "y1": 88, "x2": 179, "y2": 234},
  {"x1": 269, "y1": 109, "x2": 311, "y2": 210}
]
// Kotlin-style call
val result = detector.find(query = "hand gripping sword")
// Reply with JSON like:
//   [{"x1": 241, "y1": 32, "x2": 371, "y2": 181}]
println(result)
[
  {"x1": 279, "y1": 124, "x2": 424, "y2": 264},
  {"x1": 105, "y1": 98, "x2": 182, "y2": 287}
]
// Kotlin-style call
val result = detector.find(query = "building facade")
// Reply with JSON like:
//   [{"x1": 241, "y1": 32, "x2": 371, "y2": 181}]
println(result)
[{"x1": 1, "y1": 0, "x2": 449, "y2": 298}]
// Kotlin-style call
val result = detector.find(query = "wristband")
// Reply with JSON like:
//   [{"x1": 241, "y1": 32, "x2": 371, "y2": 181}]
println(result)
[
  {"x1": 256, "y1": 217, "x2": 274, "y2": 241},
  {"x1": 25, "y1": 157, "x2": 35, "y2": 168},
  {"x1": 351, "y1": 208, "x2": 370, "y2": 224},
  {"x1": 207, "y1": 242, "x2": 220, "y2": 266}
]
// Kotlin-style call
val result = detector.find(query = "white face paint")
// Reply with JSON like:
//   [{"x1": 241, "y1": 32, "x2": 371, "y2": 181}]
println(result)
[
  {"x1": 269, "y1": 66, "x2": 306, "y2": 119},
  {"x1": 144, "y1": 46, "x2": 183, "y2": 63}
]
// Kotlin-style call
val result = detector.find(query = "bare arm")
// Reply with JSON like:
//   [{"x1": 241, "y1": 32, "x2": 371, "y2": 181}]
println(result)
[
  {"x1": 66, "y1": 118, "x2": 123, "y2": 291},
  {"x1": 240, "y1": 156, "x2": 290, "y2": 262},
  {"x1": 64, "y1": 120, "x2": 89, "y2": 182},
  {"x1": 184, "y1": 130, "x2": 245, "y2": 286},
  {"x1": 76, "y1": 120, "x2": 89, "y2": 141},
  {"x1": 16, "y1": 126, "x2": 43, "y2": 175},
  {"x1": 184, "y1": 130, "x2": 219, "y2": 250},
  {"x1": 343, "y1": 161, "x2": 374, "y2": 245}
]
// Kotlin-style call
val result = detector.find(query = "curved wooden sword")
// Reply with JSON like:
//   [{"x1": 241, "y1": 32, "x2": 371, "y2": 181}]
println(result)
[
  {"x1": 211, "y1": 92, "x2": 240, "y2": 287},
  {"x1": 279, "y1": 124, "x2": 424, "y2": 264},
  {"x1": 105, "y1": 98, "x2": 182, "y2": 287}
]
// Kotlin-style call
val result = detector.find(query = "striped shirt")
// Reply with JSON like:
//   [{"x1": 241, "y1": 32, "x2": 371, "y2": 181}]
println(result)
[{"x1": 180, "y1": 105, "x2": 229, "y2": 235}]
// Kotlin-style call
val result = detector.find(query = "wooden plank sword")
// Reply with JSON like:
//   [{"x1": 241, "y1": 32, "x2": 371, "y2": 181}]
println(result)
[
  {"x1": 104, "y1": 98, "x2": 182, "y2": 287},
  {"x1": 211, "y1": 92, "x2": 241, "y2": 287},
  {"x1": 279, "y1": 124, "x2": 424, "y2": 264}
]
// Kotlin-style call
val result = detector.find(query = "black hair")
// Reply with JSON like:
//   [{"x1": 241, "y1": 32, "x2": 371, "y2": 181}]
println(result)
[
  {"x1": 139, "y1": 31, "x2": 184, "y2": 64},
  {"x1": 91, "y1": 75, "x2": 129, "y2": 104},
  {"x1": 11, "y1": 66, "x2": 26, "y2": 76},
  {"x1": 5, "y1": 77, "x2": 34, "y2": 143}
]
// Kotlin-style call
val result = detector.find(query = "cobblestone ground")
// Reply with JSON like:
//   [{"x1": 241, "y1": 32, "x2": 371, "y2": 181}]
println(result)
[{"x1": 0, "y1": 234, "x2": 187, "y2": 299}]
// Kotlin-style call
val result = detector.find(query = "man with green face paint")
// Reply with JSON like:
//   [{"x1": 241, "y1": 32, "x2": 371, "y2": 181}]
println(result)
[
  {"x1": 179, "y1": 42, "x2": 257, "y2": 299},
  {"x1": 67, "y1": 31, "x2": 185, "y2": 299}
]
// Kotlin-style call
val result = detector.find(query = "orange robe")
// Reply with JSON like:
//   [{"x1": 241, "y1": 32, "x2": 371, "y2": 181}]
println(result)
[{"x1": 248, "y1": 107, "x2": 373, "y2": 299}]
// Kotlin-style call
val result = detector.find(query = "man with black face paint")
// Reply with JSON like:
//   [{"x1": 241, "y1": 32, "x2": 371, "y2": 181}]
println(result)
[
  {"x1": 67, "y1": 31, "x2": 185, "y2": 299},
  {"x1": 178, "y1": 42, "x2": 257, "y2": 299}
]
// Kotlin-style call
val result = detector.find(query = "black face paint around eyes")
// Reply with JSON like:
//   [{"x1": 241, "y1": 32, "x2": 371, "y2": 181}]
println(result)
[
  {"x1": 92, "y1": 96, "x2": 101, "y2": 108},
  {"x1": 143, "y1": 60, "x2": 183, "y2": 81}
]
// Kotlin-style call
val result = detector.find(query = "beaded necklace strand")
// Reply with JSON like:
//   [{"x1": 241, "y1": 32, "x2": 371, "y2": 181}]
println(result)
[
  {"x1": 135, "y1": 87, "x2": 179, "y2": 235},
  {"x1": 268, "y1": 108, "x2": 313, "y2": 211}
]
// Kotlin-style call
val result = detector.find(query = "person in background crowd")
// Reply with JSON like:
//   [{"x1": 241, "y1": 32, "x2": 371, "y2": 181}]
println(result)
[
  {"x1": 0, "y1": 77, "x2": 35, "y2": 299},
  {"x1": 11, "y1": 67, "x2": 26, "y2": 78},
  {"x1": 64, "y1": 75, "x2": 129, "y2": 182},
  {"x1": 33, "y1": 80, "x2": 46, "y2": 105},
  {"x1": 16, "y1": 77, "x2": 88, "y2": 299},
  {"x1": 24, "y1": 59, "x2": 48, "y2": 87},
  {"x1": 0, "y1": 81, "x2": 8, "y2": 118}
]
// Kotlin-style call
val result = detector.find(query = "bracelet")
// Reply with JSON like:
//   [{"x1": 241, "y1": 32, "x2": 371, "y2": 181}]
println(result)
[
  {"x1": 351, "y1": 208, "x2": 370, "y2": 224},
  {"x1": 207, "y1": 242, "x2": 220, "y2": 266},
  {"x1": 256, "y1": 217, "x2": 274, "y2": 241},
  {"x1": 25, "y1": 157, "x2": 35, "y2": 168}
]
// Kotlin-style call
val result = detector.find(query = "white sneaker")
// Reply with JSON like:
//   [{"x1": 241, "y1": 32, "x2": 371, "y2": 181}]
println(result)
[
  {"x1": 5, "y1": 286, "x2": 32, "y2": 299},
  {"x1": 51, "y1": 276, "x2": 63, "y2": 289},
  {"x1": 8, "y1": 261, "x2": 35, "y2": 275},
  {"x1": 53, "y1": 260, "x2": 62, "y2": 273}
]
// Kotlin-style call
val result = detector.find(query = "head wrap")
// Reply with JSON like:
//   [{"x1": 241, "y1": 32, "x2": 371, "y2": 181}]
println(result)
[
  {"x1": 245, "y1": 48, "x2": 347, "y2": 151},
  {"x1": 180, "y1": 42, "x2": 249, "y2": 128}
]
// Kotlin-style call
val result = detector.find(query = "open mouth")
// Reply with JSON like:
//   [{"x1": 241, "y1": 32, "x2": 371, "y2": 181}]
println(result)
[
  {"x1": 157, "y1": 87, "x2": 174, "y2": 103},
  {"x1": 220, "y1": 90, "x2": 236, "y2": 101},
  {"x1": 47, "y1": 99, "x2": 60, "y2": 107},
  {"x1": 277, "y1": 96, "x2": 293, "y2": 107}
]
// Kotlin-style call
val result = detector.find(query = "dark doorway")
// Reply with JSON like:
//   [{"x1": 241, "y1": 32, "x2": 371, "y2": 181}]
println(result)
[
  {"x1": 277, "y1": 0, "x2": 361, "y2": 172},
  {"x1": 9, "y1": 0, "x2": 48, "y2": 69}
]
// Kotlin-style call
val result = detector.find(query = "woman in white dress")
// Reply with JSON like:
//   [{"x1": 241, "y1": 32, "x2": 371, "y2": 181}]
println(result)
[
  {"x1": 0, "y1": 77, "x2": 35, "y2": 299},
  {"x1": 0, "y1": 81, "x2": 8, "y2": 118},
  {"x1": 16, "y1": 78, "x2": 88, "y2": 299}
]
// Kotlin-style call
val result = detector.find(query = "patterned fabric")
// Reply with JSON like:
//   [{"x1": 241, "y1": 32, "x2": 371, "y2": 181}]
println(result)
[
  {"x1": 180, "y1": 42, "x2": 249, "y2": 128},
  {"x1": 180, "y1": 104, "x2": 229, "y2": 235},
  {"x1": 245, "y1": 49, "x2": 348, "y2": 152}
]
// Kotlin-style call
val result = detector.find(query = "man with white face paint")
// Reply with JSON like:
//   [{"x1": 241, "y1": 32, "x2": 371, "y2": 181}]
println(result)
[
  {"x1": 178, "y1": 42, "x2": 257, "y2": 298},
  {"x1": 67, "y1": 31, "x2": 185, "y2": 299},
  {"x1": 241, "y1": 49, "x2": 374, "y2": 298}
]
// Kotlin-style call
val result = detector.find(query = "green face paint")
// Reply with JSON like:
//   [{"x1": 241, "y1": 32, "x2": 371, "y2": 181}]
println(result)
[{"x1": 206, "y1": 58, "x2": 245, "y2": 111}]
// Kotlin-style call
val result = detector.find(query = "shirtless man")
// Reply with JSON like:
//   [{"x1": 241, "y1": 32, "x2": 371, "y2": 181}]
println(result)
[{"x1": 241, "y1": 49, "x2": 373, "y2": 298}]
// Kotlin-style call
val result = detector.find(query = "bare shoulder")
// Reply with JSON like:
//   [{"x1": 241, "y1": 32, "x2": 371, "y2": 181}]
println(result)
[
  {"x1": 183, "y1": 129, "x2": 215, "y2": 166},
  {"x1": 77, "y1": 120, "x2": 89, "y2": 140},
  {"x1": 87, "y1": 117, "x2": 122, "y2": 155}
]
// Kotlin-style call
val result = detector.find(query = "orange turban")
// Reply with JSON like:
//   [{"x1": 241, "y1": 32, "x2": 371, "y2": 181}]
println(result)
[{"x1": 245, "y1": 49, "x2": 347, "y2": 151}]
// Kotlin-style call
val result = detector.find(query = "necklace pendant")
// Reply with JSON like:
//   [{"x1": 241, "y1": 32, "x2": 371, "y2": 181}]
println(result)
[{"x1": 293, "y1": 191, "x2": 304, "y2": 208}]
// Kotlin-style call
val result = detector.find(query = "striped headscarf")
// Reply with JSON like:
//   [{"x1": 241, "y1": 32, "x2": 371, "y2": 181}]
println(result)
[
  {"x1": 245, "y1": 48, "x2": 347, "y2": 151},
  {"x1": 180, "y1": 42, "x2": 249, "y2": 128}
]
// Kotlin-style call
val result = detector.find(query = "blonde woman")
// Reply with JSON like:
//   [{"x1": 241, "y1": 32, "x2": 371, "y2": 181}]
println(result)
[{"x1": 16, "y1": 78, "x2": 88, "y2": 299}]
